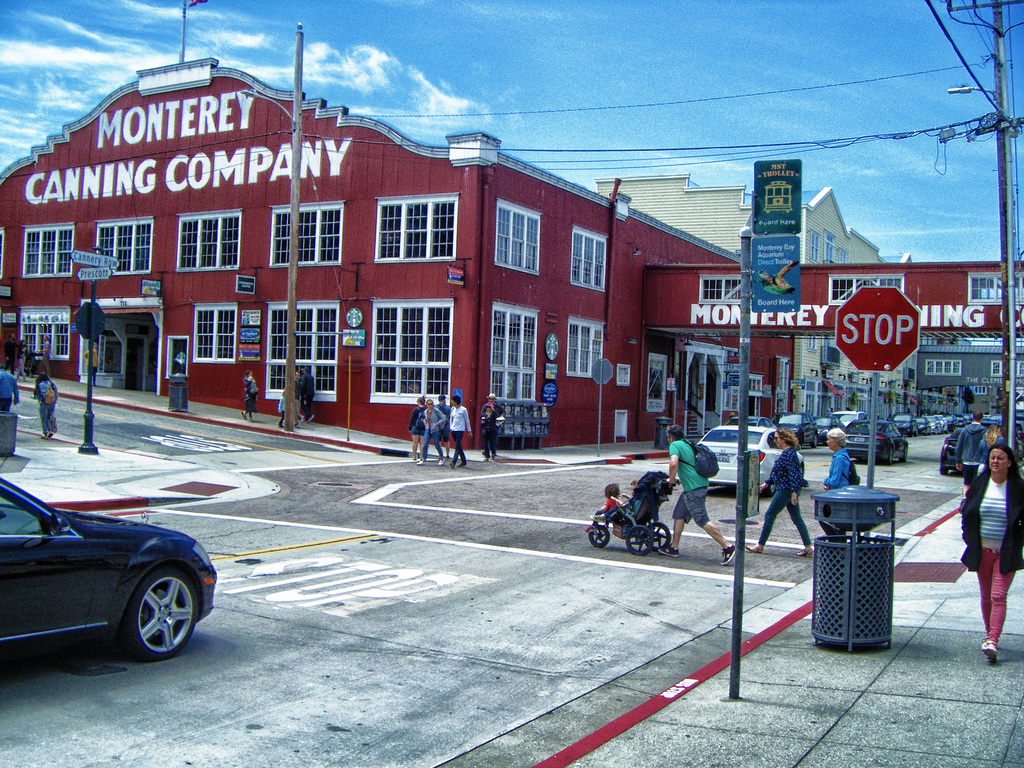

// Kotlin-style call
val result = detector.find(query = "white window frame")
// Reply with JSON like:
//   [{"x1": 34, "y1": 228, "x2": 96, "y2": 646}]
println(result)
[
  {"x1": 370, "y1": 300, "x2": 453, "y2": 403},
  {"x1": 646, "y1": 353, "x2": 667, "y2": 412},
  {"x1": 375, "y1": 195, "x2": 458, "y2": 261},
  {"x1": 23, "y1": 225, "x2": 74, "y2": 277},
  {"x1": 96, "y1": 218, "x2": 153, "y2": 274},
  {"x1": 988, "y1": 360, "x2": 1022, "y2": 377},
  {"x1": 19, "y1": 308, "x2": 71, "y2": 361},
  {"x1": 193, "y1": 304, "x2": 237, "y2": 362},
  {"x1": 495, "y1": 201, "x2": 540, "y2": 274},
  {"x1": 266, "y1": 302, "x2": 338, "y2": 398},
  {"x1": 177, "y1": 210, "x2": 241, "y2": 270},
  {"x1": 167, "y1": 336, "x2": 189, "y2": 378},
  {"x1": 570, "y1": 227, "x2": 606, "y2": 291},
  {"x1": 974, "y1": 385, "x2": 989, "y2": 395},
  {"x1": 925, "y1": 359, "x2": 961, "y2": 376},
  {"x1": 968, "y1": 273, "x2": 1024, "y2": 304},
  {"x1": 567, "y1": 317, "x2": 604, "y2": 377},
  {"x1": 824, "y1": 231, "x2": 836, "y2": 264},
  {"x1": 829, "y1": 275, "x2": 905, "y2": 304},
  {"x1": 0, "y1": 228, "x2": 5, "y2": 279},
  {"x1": 271, "y1": 203, "x2": 343, "y2": 266},
  {"x1": 838, "y1": 248, "x2": 848, "y2": 264},
  {"x1": 490, "y1": 303, "x2": 538, "y2": 400},
  {"x1": 700, "y1": 276, "x2": 741, "y2": 303},
  {"x1": 808, "y1": 231, "x2": 820, "y2": 263}
]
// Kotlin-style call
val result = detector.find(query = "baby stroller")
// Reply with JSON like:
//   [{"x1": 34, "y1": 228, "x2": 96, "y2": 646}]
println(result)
[{"x1": 587, "y1": 470, "x2": 675, "y2": 556}]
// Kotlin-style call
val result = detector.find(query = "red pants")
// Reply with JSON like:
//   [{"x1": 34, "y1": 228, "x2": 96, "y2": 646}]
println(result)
[{"x1": 978, "y1": 548, "x2": 1016, "y2": 644}]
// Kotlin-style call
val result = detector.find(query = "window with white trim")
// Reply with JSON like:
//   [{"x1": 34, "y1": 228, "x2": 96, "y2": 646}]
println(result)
[
  {"x1": 989, "y1": 360, "x2": 1024, "y2": 377},
  {"x1": 824, "y1": 231, "x2": 836, "y2": 264},
  {"x1": 570, "y1": 228, "x2": 606, "y2": 290},
  {"x1": 372, "y1": 302, "x2": 452, "y2": 400},
  {"x1": 267, "y1": 304, "x2": 338, "y2": 394},
  {"x1": 96, "y1": 219, "x2": 152, "y2": 274},
  {"x1": 20, "y1": 309, "x2": 70, "y2": 360},
  {"x1": 495, "y1": 202, "x2": 539, "y2": 273},
  {"x1": 193, "y1": 305, "x2": 236, "y2": 362},
  {"x1": 924, "y1": 359, "x2": 961, "y2": 375},
  {"x1": 968, "y1": 274, "x2": 1024, "y2": 303},
  {"x1": 178, "y1": 212, "x2": 240, "y2": 270},
  {"x1": 376, "y1": 197, "x2": 457, "y2": 260},
  {"x1": 0, "y1": 228, "x2": 5, "y2": 278},
  {"x1": 973, "y1": 385, "x2": 989, "y2": 395},
  {"x1": 700, "y1": 276, "x2": 741, "y2": 302},
  {"x1": 490, "y1": 304, "x2": 537, "y2": 400},
  {"x1": 838, "y1": 248, "x2": 848, "y2": 264},
  {"x1": 24, "y1": 225, "x2": 73, "y2": 277},
  {"x1": 567, "y1": 318, "x2": 603, "y2": 377},
  {"x1": 829, "y1": 275, "x2": 905, "y2": 304},
  {"x1": 808, "y1": 231, "x2": 820, "y2": 263},
  {"x1": 271, "y1": 204, "x2": 342, "y2": 265}
]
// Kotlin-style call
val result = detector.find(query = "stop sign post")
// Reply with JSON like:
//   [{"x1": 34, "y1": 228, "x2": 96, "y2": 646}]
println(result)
[{"x1": 835, "y1": 287, "x2": 920, "y2": 487}]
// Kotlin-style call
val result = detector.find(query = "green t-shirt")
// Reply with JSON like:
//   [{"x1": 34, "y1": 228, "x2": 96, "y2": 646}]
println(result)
[{"x1": 670, "y1": 439, "x2": 709, "y2": 492}]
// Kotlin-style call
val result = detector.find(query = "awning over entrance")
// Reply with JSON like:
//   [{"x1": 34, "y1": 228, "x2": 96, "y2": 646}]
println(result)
[
  {"x1": 100, "y1": 307, "x2": 159, "y2": 315},
  {"x1": 823, "y1": 379, "x2": 846, "y2": 397}
]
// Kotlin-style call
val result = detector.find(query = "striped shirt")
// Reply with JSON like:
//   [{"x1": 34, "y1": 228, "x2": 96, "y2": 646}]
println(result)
[{"x1": 979, "y1": 478, "x2": 1009, "y2": 544}]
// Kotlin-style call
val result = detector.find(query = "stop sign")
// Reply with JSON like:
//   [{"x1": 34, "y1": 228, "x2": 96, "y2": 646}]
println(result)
[{"x1": 835, "y1": 287, "x2": 920, "y2": 371}]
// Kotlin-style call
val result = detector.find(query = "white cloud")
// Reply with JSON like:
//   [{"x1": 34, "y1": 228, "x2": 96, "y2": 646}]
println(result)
[
  {"x1": 408, "y1": 68, "x2": 475, "y2": 116},
  {"x1": 303, "y1": 43, "x2": 399, "y2": 93}
]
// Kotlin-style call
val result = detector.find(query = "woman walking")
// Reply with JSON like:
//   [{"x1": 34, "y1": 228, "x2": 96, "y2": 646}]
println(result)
[
  {"x1": 33, "y1": 373, "x2": 57, "y2": 439},
  {"x1": 420, "y1": 398, "x2": 448, "y2": 465},
  {"x1": 447, "y1": 394, "x2": 471, "y2": 467},
  {"x1": 961, "y1": 443, "x2": 1024, "y2": 662},
  {"x1": 746, "y1": 428, "x2": 813, "y2": 557},
  {"x1": 822, "y1": 428, "x2": 854, "y2": 491},
  {"x1": 408, "y1": 396, "x2": 426, "y2": 463},
  {"x1": 480, "y1": 393, "x2": 504, "y2": 462},
  {"x1": 242, "y1": 370, "x2": 259, "y2": 421}
]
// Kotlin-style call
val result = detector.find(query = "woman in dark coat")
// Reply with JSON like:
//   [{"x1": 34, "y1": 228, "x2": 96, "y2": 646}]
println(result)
[{"x1": 961, "y1": 443, "x2": 1024, "y2": 662}]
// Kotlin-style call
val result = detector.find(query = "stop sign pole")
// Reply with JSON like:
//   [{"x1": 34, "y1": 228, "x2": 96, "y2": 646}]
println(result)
[{"x1": 835, "y1": 287, "x2": 920, "y2": 487}]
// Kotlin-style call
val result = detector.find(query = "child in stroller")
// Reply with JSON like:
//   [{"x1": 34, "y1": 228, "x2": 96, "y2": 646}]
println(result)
[{"x1": 587, "y1": 471, "x2": 675, "y2": 556}]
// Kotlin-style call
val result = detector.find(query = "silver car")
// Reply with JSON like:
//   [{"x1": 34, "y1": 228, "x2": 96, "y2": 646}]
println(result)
[{"x1": 698, "y1": 425, "x2": 785, "y2": 491}]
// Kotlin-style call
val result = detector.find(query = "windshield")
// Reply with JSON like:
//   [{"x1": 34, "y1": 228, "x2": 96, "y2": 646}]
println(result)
[
  {"x1": 846, "y1": 421, "x2": 876, "y2": 435},
  {"x1": 778, "y1": 415, "x2": 801, "y2": 426},
  {"x1": 701, "y1": 428, "x2": 768, "y2": 449}
]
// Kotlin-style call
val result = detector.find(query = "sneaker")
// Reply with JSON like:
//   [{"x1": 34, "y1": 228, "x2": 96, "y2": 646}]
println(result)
[
  {"x1": 721, "y1": 545, "x2": 737, "y2": 565},
  {"x1": 438, "y1": 459, "x2": 445, "y2": 466},
  {"x1": 982, "y1": 639, "x2": 998, "y2": 661},
  {"x1": 416, "y1": 460, "x2": 424, "y2": 466},
  {"x1": 592, "y1": 513, "x2": 607, "y2": 523},
  {"x1": 305, "y1": 415, "x2": 314, "y2": 423},
  {"x1": 658, "y1": 546, "x2": 680, "y2": 557}
]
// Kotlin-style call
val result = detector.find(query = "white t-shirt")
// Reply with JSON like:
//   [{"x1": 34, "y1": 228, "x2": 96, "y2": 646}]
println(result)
[{"x1": 448, "y1": 405, "x2": 470, "y2": 431}]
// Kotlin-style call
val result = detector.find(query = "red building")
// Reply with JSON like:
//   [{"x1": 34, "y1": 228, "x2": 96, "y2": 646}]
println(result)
[{"x1": 0, "y1": 59, "x2": 784, "y2": 447}]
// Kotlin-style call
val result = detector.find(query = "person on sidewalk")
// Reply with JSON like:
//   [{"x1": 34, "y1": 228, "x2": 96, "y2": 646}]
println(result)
[
  {"x1": 480, "y1": 394, "x2": 504, "y2": 462},
  {"x1": 242, "y1": 370, "x2": 259, "y2": 421},
  {"x1": 39, "y1": 334, "x2": 51, "y2": 376},
  {"x1": 436, "y1": 394, "x2": 452, "y2": 462},
  {"x1": 956, "y1": 411, "x2": 988, "y2": 499},
  {"x1": 419, "y1": 398, "x2": 447, "y2": 465},
  {"x1": 447, "y1": 394, "x2": 471, "y2": 467},
  {"x1": 746, "y1": 428, "x2": 813, "y2": 557},
  {"x1": 660, "y1": 424, "x2": 736, "y2": 565},
  {"x1": 33, "y1": 373, "x2": 57, "y2": 438},
  {"x1": 3, "y1": 333, "x2": 15, "y2": 372},
  {"x1": 298, "y1": 367, "x2": 316, "y2": 423},
  {"x1": 961, "y1": 443, "x2": 1024, "y2": 662},
  {"x1": 408, "y1": 396, "x2": 426, "y2": 463},
  {"x1": 0, "y1": 367, "x2": 18, "y2": 412}
]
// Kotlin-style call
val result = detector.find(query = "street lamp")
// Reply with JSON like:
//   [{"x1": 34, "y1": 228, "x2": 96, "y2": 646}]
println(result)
[{"x1": 241, "y1": 22, "x2": 303, "y2": 432}]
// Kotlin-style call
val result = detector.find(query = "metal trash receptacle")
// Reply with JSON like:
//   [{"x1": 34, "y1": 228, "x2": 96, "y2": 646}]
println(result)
[
  {"x1": 811, "y1": 486, "x2": 898, "y2": 651},
  {"x1": 0, "y1": 412, "x2": 17, "y2": 456},
  {"x1": 168, "y1": 374, "x2": 188, "y2": 412},
  {"x1": 653, "y1": 417, "x2": 672, "y2": 449}
]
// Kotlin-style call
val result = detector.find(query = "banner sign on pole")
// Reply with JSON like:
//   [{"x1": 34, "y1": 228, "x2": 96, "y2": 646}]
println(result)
[
  {"x1": 753, "y1": 160, "x2": 802, "y2": 235},
  {"x1": 752, "y1": 235, "x2": 801, "y2": 312}
]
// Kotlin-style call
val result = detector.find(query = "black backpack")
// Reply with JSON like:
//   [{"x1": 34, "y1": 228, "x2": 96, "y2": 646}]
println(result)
[
  {"x1": 684, "y1": 439, "x2": 720, "y2": 478},
  {"x1": 846, "y1": 460, "x2": 861, "y2": 486}
]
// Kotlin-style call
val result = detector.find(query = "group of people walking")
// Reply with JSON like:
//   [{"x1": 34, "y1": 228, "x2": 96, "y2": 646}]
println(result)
[{"x1": 408, "y1": 393, "x2": 474, "y2": 467}]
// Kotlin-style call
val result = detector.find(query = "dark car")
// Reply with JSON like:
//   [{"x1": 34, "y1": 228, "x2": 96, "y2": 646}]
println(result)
[
  {"x1": 845, "y1": 419, "x2": 909, "y2": 465},
  {"x1": 940, "y1": 427, "x2": 963, "y2": 476},
  {"x1": 773, "y1": 412, "x2": 817, "y2": 448},
  {"x1": 892, "y1": 413, "x2": 918, "y2": 437},
  {"x1": 0, "y1": 477, "x2": 216, "y2": 661},
  {"x1": 814, "y1": 415, "x2": 842, "y2": 445}
]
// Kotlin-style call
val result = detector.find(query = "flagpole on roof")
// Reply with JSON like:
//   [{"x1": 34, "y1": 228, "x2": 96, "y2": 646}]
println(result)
[{"x1": 179, "y1": 0, "x2": 187, "y2": 64}]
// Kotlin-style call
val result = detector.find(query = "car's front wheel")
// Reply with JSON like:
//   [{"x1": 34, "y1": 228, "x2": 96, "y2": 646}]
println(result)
[{"x1": 118, "y1": 567, "x2": 199, "y2": 662}]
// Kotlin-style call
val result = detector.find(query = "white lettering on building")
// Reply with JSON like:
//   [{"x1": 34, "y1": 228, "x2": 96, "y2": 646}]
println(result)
[{"x1": 689, "y1": 303, "x2": 995, "y2": 330}]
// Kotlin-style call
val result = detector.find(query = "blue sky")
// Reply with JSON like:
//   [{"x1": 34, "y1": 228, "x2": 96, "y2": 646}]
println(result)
[{"x1": 0, "y1": 0, "x2": 1020, "y2": 263}]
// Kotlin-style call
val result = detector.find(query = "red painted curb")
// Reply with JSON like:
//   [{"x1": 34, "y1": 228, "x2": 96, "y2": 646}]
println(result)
[
  {"x1": 915, "y1": 507, "x2": 961, "y2": 536},
  {"x1": 531, "y1": 600, "x2": 814, "y2": 768},
  {"x1": 52, "y1": 497, "x2": 150, "y2": 513}
]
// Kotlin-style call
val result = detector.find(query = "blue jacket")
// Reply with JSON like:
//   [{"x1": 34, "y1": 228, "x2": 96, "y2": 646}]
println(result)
[
  {"x1": 0, "y1": 369, "x2": 17, "y2": 402},
  {"x1": 824, "y1": 448, "x2": 853, "y2": 489},
  {"x1": 768, "y1": 447, "x2": 805, "y2": 493}
]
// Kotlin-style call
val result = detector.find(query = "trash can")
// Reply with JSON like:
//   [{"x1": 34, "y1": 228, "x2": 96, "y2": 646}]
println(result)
[
  {"x1": 653, "y1": 416, "x2": 672, "y2": 449},
  {"x1": 810, "y1": 486, "x2": 898, "y2": 651},
  {"x1": 0, "y1": 412, "x2": 16, "y2": 456},
  {"x1": 168, "y1": 374, "x2": 188, "y2": 413}
]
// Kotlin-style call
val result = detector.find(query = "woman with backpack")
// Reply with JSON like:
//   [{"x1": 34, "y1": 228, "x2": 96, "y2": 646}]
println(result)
[
  {"x1": 822, "y1": 428, "x2": 856, "y2": 490},
  {"x1": 242, "y1": 370, "x2": 259, "y2": 421},
  {"x1": 33, "y1": 373, "x2": 57, "y2": 439},
  {"x1": 747, "y1": 427, "x2": 813, "y2": 557}
]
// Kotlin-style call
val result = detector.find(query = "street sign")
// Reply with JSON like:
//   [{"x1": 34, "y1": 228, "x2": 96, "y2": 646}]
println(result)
[
  {"x1": 591, "y1": 358, "x2": 614, "y2": 385},
  {"x1": 753, "y1": 160, "x2": 802, "y2": 235},
  {"x1": 835, "y1": 287, "x2": 920, "y2": 371},
  {"x1": 71, "y1": 250, "x2": 117, "y2": 269},
  {"x1": 77, "y1": 267, "x2": 112, "y2": 281},
  {"x1": 76, "y1": 302, "x2": 106, "y2": 340},
  {"x1": 236, "y1": 275, "x2": 256, "y2": 294}
]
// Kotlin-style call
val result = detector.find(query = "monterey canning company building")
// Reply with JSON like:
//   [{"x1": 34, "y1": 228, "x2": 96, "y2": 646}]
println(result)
[{"x1": 0, "y1": 59, "x2": 749, "y2": 448}]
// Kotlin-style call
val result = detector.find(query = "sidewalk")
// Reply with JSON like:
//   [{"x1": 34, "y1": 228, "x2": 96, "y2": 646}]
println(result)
[{"x1": 9, "y1": 378, "x2": 1022, "y2": 766}]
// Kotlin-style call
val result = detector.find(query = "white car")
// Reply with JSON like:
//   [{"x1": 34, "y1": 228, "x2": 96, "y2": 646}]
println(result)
[
  {"x1": 833, "y1": 410, "x2": 867, "y2": 428},
  {"x1": 698, "y1": 425, "x2": 786, "y2": 490}
]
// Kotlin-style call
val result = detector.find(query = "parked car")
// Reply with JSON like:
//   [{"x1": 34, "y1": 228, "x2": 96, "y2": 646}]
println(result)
[
  {"x1": 698, "y1": 425, "x2": 784, "y2": 491},
  {"x1": 832, "y1": 410, "x2": 867, "y2": 428},
  {"x1": 0, "y1": 477, "x2": 216, "y2": 661},
  {"x1": 726, "y1": 415, "x2": 776, "y2": 428},
  {"x1": 814, "y1": 415, "x2": 843, "y2": 445},
  {"x1": 773, "y1": 412, "x2": 817, "y2": 448},
  {"x1": 913, "y1": 415, "x2": 930, "y2": 435},
  {"x1": 845, "y1": 419, "x2": 909, "y2": 465},
  {"x1": 939, "y1": 427, "x2": 963, "y2": 476},
  {"x1": 892, "y1": 413, "x2": 918, "y2": 437}
]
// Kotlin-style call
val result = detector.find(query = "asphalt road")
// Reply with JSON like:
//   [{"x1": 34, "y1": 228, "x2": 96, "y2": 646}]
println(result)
[{"x1": 0, "y1": 415, "x2": 963, "y2": 768}]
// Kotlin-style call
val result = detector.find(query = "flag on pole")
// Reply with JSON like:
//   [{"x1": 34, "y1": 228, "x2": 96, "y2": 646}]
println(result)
[{"x1": 190, "y1": 0, "x2": 207, "y2": 6}]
